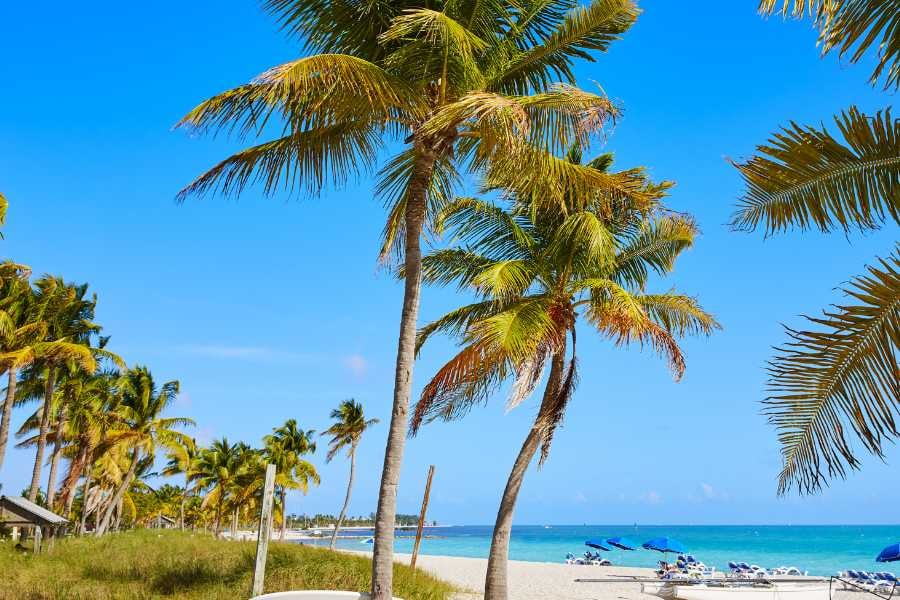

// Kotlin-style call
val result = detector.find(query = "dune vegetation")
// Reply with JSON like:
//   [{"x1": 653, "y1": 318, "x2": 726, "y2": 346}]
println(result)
[{"x1": 0, "y1": 529, "x2": 457, "y2": 600}]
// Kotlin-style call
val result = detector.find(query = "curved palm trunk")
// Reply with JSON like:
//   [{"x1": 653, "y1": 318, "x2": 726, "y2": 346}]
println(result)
[
  {"x1": 60, "y1": 440, "x2": 91, "y2": 517},
  {"x1": 280, "y1": 488, "x2": 287, "y2": 541},
  {"x1": 179, "y1": 493, "x2": 186, "y2": 531},
  {"x1": 46, "y1": 406, "x2": 67, "y2": 508},
  {"x1": 95, "y1": 449, "x2": 139, "y2": 536},
  {"x1": 371, "y1": 145, "x2": 436, "y2": 600},
  {"x1": 0, "y1": 367, "x2": 18, "y2": 471},
  {"x1": 78, "y1": 460, "x2": 93, "y2": 534},
  {"x1": 28, "y1": 367, "x2": 56, "y2": 502},
  {"x1": 330, "y1": 444, "x2": 357, "y2": 550},
  {"x1": 214, "y1": 497, "x2": 224, "y2": 538},
  {"x1": 484, "y1": 346, "x2": 566, "y2": 600}
]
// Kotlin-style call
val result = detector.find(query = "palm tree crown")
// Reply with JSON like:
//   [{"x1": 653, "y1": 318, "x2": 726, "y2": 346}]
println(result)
[{"x1": 323, "y1": 400, "x2": 380, "y2": 462}]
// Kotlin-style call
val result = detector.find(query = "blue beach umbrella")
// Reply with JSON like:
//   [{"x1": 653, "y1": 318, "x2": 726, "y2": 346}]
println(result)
[
  {"x1": 606, "y1": 537, "x2": 638, "y2": 551},
  {"x1": 877, "y1": 543, "x2": 900, "y2": 562},
  {"x1": 585, "y1": 539, "x2": 612, "y2": 551},
  {"x1": 642, "y1": 537, "x2": 687, "y2": 554}
]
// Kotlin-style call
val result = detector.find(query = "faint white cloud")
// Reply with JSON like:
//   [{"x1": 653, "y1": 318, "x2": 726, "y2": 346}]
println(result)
[
  {"x1": 343, "y1": 353, "x2": 368, "y2": 377},
  {"x1": 698, "y1": 482, "x2": 729, "y2": 502},
  {"x1": 574, "y1": 491, "x2": 588, "y2": 504},
  {"x1": 641, "y1": 490, "x2": 663, "y2": 505},
  {"x1": 701, "y1": 483, "x2": 715, "y2": 499}
]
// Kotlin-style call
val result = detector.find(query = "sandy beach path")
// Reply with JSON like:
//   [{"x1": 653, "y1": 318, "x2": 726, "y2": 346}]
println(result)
[{"x1": 390, "y1": 553, "x2": 656, "y2": 600}]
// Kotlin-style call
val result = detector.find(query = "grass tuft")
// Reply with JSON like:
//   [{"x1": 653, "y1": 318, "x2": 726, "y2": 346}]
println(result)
[{"x1": 0, "y1": 530, "x2": 456, "y2": 599}]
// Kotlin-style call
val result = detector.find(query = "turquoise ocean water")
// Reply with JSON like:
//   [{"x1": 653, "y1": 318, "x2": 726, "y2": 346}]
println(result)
[{"x1": 308, "y1": 525, "x2": 900, "y2": 576}]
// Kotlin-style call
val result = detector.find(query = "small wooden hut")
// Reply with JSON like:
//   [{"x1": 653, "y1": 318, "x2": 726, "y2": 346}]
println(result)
[{"x1": 0, "y1": 495, "x2": 68, "y2": 553}]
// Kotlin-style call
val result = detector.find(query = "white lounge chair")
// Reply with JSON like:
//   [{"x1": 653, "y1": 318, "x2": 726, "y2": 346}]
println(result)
[{"x1": 251, "y1": 592, "x2": 404, "y2": 600}]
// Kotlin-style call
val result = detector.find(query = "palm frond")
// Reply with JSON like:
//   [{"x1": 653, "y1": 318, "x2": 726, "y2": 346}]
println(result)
[
  {"x1": 615, "y1": 215, "x2": 698, "y2": 288},
  {"x1": 536, "y1": 349, "x2": 578, "y2": 464},
  {"x1": 636, "y1": 293, "x2": 720, "y2": 337},
  {"x1": 421, "y1": 249, "x2": 497, "y2": 290},
  {"x1": 415, "y1": 298, "x2": 511, "y2": 353},
  {"x1": 176, "y1": 54, "x2": 419, "y2": 139},
  {"x1": 177, "y1": 122, "x2": 382, "y2": 201},
  {"x1": 759, "y1": 0, "x2": 900, "y2": 89},
  {"x1": 765, "y1": 251, "x2": 900, "y2": 495},
  {"x1": 435, "y1": 197, "x2": 535, "y2": 260},
  {"x1": 490, "y1": 0, "x2": 638, "y2": 94},
  {"x1": 731, "y1": 106, "x2": 900, "y2": 235}
]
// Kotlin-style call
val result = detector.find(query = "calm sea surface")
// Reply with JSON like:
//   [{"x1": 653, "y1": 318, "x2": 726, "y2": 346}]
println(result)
[{"x1": 303, "y1": 525, "x2": 900, "y2": 576}]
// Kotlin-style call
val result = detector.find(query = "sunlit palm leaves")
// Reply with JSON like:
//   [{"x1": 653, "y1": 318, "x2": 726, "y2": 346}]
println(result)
[
  {"x1": 765, "y1": 252, "x2": 900, "y2": 495},
  {"x1": 759, "y1": 0, "x2": 900, "y2": 90},
  {"x1": 731, "y1": 107, "x2": 900, "y2": 235}
]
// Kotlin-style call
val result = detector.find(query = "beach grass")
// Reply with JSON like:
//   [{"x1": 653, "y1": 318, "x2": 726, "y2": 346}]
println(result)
[{"x1": 0, "y1": 529, "x2": 457, "y2": 599}]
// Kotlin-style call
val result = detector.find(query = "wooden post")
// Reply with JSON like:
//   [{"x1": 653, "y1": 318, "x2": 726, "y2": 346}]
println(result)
[
  {"x1": 410, "y1": 465, "x2": 435, "y2": 569},
  {"x1": 33, "y1": 526, "x2": 42, "y2": 554},
  {"x1": 251, "y1": 463, "x2": 276, "y2": 597}
]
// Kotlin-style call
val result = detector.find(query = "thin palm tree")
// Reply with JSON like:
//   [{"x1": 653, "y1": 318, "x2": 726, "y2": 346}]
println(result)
[
  {"x1": 25, "y1": 277, "x2": 99, "y2": 501},
  {"x1": 94, "y1": 366, "x2": 193, "y2": 535},
  {"x1": 414, "y1": 149, "x2": 718, "y2": 600},
  {"x1": 162, "y1": 436, "x2": 198, "y2": 530},
  {"x1": 264, "y1": 419, "x2": 319, "y2": 541},
  {"x1": 731, "y1": 0, "x2": 900, "y2": 495},
  {"x1": 189, "y1": 438, "x2": 247, "y2": 537},
  {"x1": 322, "y1": 399, "x2": 379, "y2": 550},
  {"x1": 177, "y1": 2, "x2": 656, "y2": 593}
]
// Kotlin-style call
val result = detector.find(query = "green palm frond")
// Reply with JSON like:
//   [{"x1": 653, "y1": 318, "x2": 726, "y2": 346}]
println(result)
[
  {"x1": 731, "y1": 106, "x2": 900, "y2": 235},
  {"x1": 421, "y1": 249, "x2": 495, "y2": 290},
  {"x1": 176, "y1": 54, "x2": 419, "y2": 139},
  {"x1": 415, "y1": 298, "x2": 513, "y2": 353},
  {"x1": 616, "y1": 215, "x2": 698, "y2": 288},
  {"x1": 470, "y1": 260, "x2": 536, "y2": 299},
  {"x1": 636, "y1": 293, "x2": 720, "y2": 337},
  {"x1": 0, "y1": 192, "x2": 6, "y2": 237},
  {"x1": 468, "y1": 296, "x2": 560, "y2": 360},
  {"x1": 759, "y1": 0, "x2": 900, "y2": 89},
  {"x1": 547, "y1": 211, "x2": 615, "y2": 270},
  {"x1": 435, "y1": 197, "x2": 534, "y2": 259},
  {"x1": 490, "y1": 0, "x2": 638, "y2": 93},
  {"x1": 765, "y1": 251, "x2": 900, "y2": 495},
  {"x1": 177, "y1": 122, "x2": 382, "y2": 201}
]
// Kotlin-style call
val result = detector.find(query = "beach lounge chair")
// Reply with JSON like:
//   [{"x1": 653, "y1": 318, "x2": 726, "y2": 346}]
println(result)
[{"x1": 251, "y1": 592, "x2": 403, "y2": 600}]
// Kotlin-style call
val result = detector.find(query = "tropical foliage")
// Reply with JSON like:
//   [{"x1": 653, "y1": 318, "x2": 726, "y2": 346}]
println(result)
[
  {"x1": 177, "y1": 0, "x2": 657, "y2": 593},
  {"x1": 732, "y1": 0, "x2": 900, "y2": 495},
  {"x1": 322, "y1": 399, "x2": 379, "y2": 549},
  {"x1": 414, "y1": 147, "x2": 717, "y2": 599}
]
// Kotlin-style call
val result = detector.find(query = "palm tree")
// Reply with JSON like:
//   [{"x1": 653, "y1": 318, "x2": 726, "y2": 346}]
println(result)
[
  {"x1": 414, "y1": 149, "x2": 718, "y2": 600},
  {"x1": 177, "y1": 2, "x2": 655, "y2": 594},
  {"x1": 162, "y1": 436, "x2": 199, "y2": 530},
  {"x1": 264, "y1": 419, "x2": 319, "y2": 541},
  {"x1": 25, "y1": 277, "x2": 99, "y2": 501},
  {"x1": 322, "y1": 399, "x2": 379, "y2": 550},
  {"x1": 94, "y1": 366, "x2": 193, "y2": 535},
  {"x1": 189, "y1": 438, "x2": 247, "y2": 537},
  {"x1": 730, "y1": 0, "x2": 900, "y2": 495}
]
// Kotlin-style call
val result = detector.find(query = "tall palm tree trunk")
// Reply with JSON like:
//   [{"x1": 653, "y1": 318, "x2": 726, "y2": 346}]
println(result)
[
  {"x1": 28, "y1": 367, "x2": 56, "y2": 501},
  {"x1": 372, "y1": 146, "x2": 435, "y2": 600},
  {"x1": 483, "y1": 346, "x2": 566, "y2": 600},
  {"x1": 214, "y1": 498, "x2": 224, "y2": 538},
  {"x1": 95, "y1": 449, "x2": 139, "y2": 536},
  {"x1": 46, "y1": 406, "x2": 67, "y2": 508},
  {"x1": 78, "y1": 460, "x2": 93, "y2": 534},
  {"x1": 232, "y1": 506, "x2": 238, "y2": 537},
  {"x1": 60, "y1": 440, "x2": 90, "y2": 517},
  {"x1": 280, "y1": 488, "x2": 287, "y2": 541},
  {"x1": 330, "y1": 444, "x2": 357, "y2": 550},
  {"x1": 179, "y1": 493, "x2": 186, "y2": 531},
  {"x1": 0, "y1": 367, "x2": 18, "y2": 471}
]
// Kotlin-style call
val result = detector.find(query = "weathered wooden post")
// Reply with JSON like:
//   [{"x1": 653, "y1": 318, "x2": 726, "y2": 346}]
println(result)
[
  {"x1": 33, "y1": 526, "x2": 41, "y2": 554},
  {"x1": 251, "y1": 463, "x2": 276, "y2": 597},
  {"x1": 410, "y1": 465, "x2": 435, "y2": 569}
]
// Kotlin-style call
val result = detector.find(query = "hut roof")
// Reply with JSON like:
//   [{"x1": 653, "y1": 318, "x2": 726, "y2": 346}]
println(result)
[{"x1": 0, "y1": 495, "x2": 68, "y2": 527}]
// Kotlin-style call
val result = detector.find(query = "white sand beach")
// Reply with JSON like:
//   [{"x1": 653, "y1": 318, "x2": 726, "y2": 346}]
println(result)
[{"x1": 390, "y1": 553, "x2": 657, "y2": 600}]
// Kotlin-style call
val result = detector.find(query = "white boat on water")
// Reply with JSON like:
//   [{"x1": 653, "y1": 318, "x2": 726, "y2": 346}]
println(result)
[{"x1": 644, "y1": 582, "x2": 829, "y2": 600}]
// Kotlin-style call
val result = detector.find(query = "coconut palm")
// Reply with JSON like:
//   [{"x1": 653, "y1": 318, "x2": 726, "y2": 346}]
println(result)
[
  {"x1": 162, "y1": 436, "x2": 199, "y2": 530},
  {"x1": 189, "y1": 438, "x2": 249, "y2": 537},
  {"x1": 264, "y1": 419, "x2": 320, "y2": 541},
  {"x1": 322, "y1": 399, "x2": 379, "y2": 550},
  {"x1": 177, "y1": 1, "x2": 658, "y2": 593},
  {"x1": 414, "y1": 148, "x2": 718, "y2": 600},
  {"x1": 24, "y1": 277, "x2": 99, "y2": 501},
  {"x1": 93, "y1": 366, "x2": 193, "y2": 535},
  {"x1": 730, "y1": 0, "x2": 900, "y2": 495}
]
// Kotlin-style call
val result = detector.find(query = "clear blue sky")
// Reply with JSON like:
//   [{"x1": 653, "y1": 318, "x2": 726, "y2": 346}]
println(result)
[{"x1": 0, "y1": 1, "x2": 896, "y2": 525}]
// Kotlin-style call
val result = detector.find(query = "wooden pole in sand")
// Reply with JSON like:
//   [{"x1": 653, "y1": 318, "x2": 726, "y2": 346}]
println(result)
[
  {"x1": 410, "y1": 465, "x2": 435, "y2": 569},
  {"x1": 251, "y1": 463, "x2": 276, "y2": 597}
]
